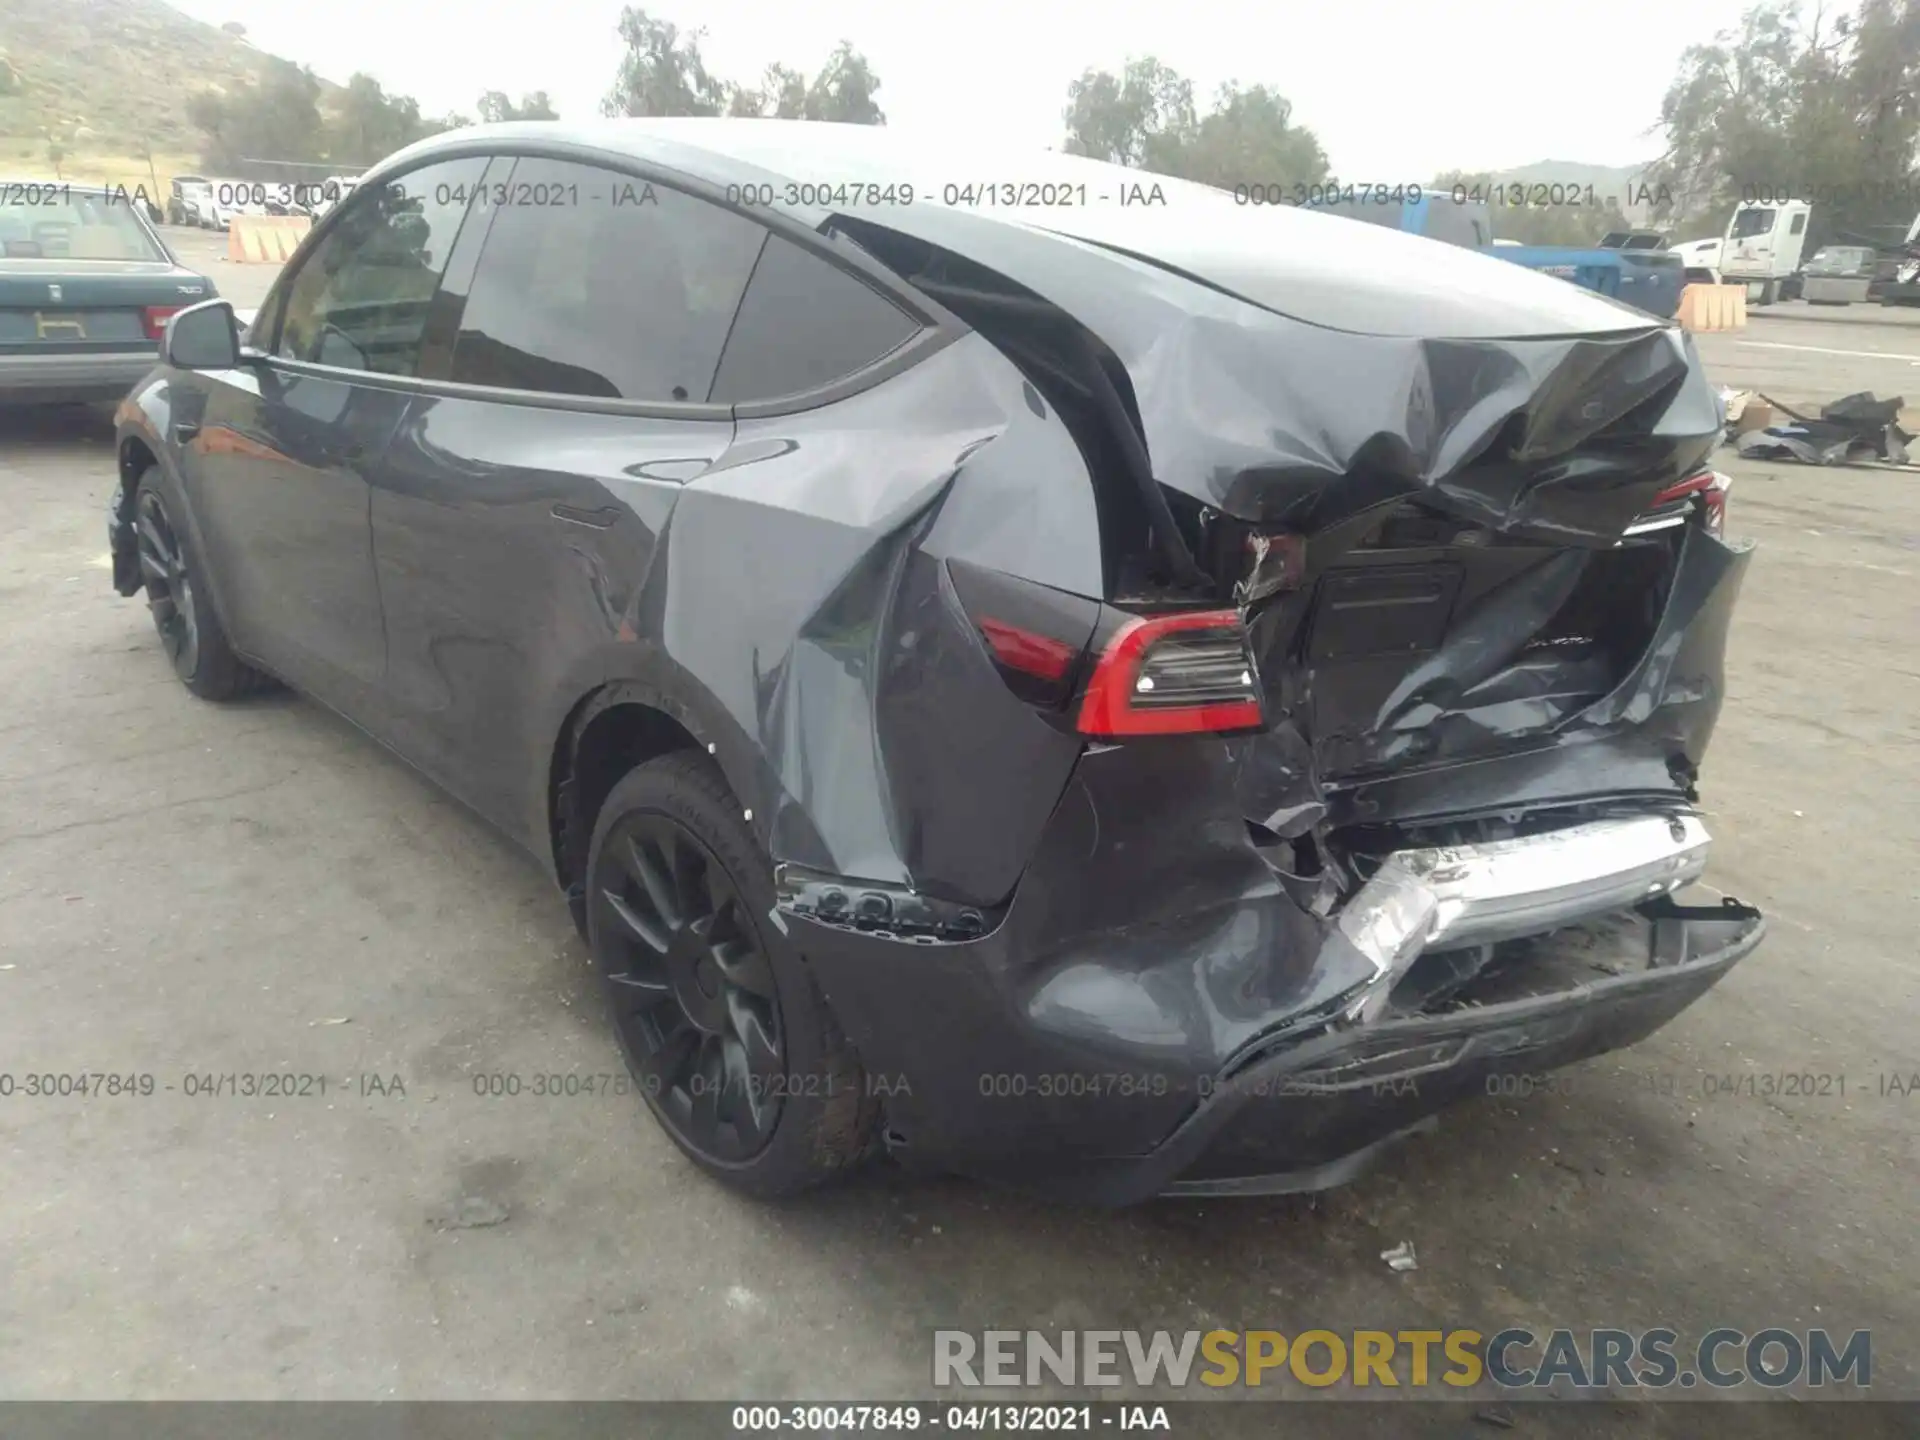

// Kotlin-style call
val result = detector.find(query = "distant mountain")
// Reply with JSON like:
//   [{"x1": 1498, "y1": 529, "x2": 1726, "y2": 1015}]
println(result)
[
  {"x1": 0, "y1": 0, "x2": 339, "y2": 181},
  {"x1": 1490, "y1": 160, "x2": 1663, "y2": 224}
]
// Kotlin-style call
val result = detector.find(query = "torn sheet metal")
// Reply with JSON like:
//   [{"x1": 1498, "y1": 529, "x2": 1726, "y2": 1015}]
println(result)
[{"x1": 1734, "y1": 391, "x2": 1913, "y2": 465}]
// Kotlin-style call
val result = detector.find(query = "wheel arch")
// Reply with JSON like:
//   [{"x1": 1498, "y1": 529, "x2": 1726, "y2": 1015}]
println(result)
[{"x1": 546, "y1": 672, "x2": 778, "y2": 931}]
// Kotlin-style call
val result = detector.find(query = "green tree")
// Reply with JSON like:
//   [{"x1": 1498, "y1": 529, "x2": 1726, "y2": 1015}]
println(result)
[
  {"x1": 602, "y1": 9, "x2": 728, "y2": 117},
  {"x1": 725, "y1": 44, "x2": 885, "y2": 123},
  {"x1": 1169, "y1": 82, "x2": 1328, "y2": 190},
  {"x1": 187, "y1": 58, "x2": 324, "y2": 172},
  {"x1": 1062, "y1": 57, "x2": 1195, "y2": 171},
  {"x1": 326, "y1": 73, "x2": 437, "y2": 166},
  {"x1": 727, "y1": 64, "x2": 808, "y2": 118},
  {"x1": 1062, "y1": 60, "x2": 1327, "y2": 191},
  {"x1": 801, "y1": 42, "x2": 884, "y2": 123},
  {"x1": 1650, "y1": 0, "x2": 1920, "y2": 241},
  {"x1": 478, "y1": 90, "x2": 560, "y2": 123}
]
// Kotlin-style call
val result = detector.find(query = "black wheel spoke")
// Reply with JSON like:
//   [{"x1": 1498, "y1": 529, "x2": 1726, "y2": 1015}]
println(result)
[
  {"x1": 589, "y1": 806, "x2": 788, "y2": 1163},
  {"x1": 707, "y1": 891, "x2": 746, "y2": 946},
  {"x1": 641, "y1": 1019, "x2": 700, "y2": 1093},
  {"x1": 712, "y1": 938, "x2": 776, "y2": 1000},
  {"x1": 719, "y1": 1035, "x2": 765, "y2": 1135},
  {"x1": 606, "y1": 966, "x2": 673, "y2": 1016},
  {"x1": 726, "y1": 990, "x2": 781, "y2": 1085},
  {"x1": 669, "y1": 831, "x2": 711, "y2": 923},
  {"x1": 688, "y1": 1035, "x2": 723, "y2": 1135},
  {"x1": 136, "y1": 511, "x2": 175, "y2": 570},
  {"x1": 624, "y1": 836, "x2": 682, "y2": 931},
  {"x1": 602, "y1": 886, "x2": 669, "y2": 955}
]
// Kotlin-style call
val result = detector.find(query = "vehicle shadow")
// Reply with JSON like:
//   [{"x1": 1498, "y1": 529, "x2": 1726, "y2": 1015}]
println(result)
[{"x1": 0, "y1": 401, "x2": 118, "y2": 447}]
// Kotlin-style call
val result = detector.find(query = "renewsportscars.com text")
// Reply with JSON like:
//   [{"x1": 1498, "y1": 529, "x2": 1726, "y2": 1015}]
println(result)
[{"x1": 933, "y1": 1328, "x2": 1872, "y2": 1391}]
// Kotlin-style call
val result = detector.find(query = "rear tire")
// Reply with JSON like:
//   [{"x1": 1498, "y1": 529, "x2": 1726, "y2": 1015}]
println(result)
[
  {"x1": 585, "y1": 751, "x2": 879, "y2": 1198},
  {"x1": 1759, "y1": 279, "x2": 1778, "y2": 305},
  {"x1": 132, "y1": 466, "x2": 272, "y2": 701}
]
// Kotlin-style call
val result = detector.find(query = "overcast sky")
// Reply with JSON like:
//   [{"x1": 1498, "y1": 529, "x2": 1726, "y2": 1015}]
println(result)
[{"x1": 167, "y1": 0, "x2": 1758, "y2": 178}]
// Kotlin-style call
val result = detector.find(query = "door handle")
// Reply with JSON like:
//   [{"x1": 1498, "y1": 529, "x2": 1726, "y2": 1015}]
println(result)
[
  {"x1": 340, "y1": 442, "x2": 365, "y2": 463},
  {"x1": 172, "y1": 421, "x2": 199, "y2": 444}
]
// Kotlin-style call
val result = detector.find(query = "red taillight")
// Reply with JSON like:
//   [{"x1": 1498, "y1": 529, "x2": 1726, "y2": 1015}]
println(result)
[
  {"x1": 1075, "y1": 609, "x2": 1265, "y2": 737},
  {"x1": 1651, "y1": 471, "x2": 1714, "y2": 507},
  {"x1": 977, "y1": 617, "x2": 1078, "y2": 682},
  {"x1": 142, "y1": 306, "x2": 183, "y2": 341},
  {"x1": 1700, "y1": 470, "x2": 1731, "y2": 536},
  {"x1": 1649, "y1": 468, "x2": 1731, "y2": 537}
]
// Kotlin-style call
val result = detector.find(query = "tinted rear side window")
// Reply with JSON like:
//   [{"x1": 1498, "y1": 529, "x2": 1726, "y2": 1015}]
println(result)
[
  {"x1": 451, "y1": 157, "x2": 766, "y2": 402},
  {"x1": 708, "y1": 234, "x2": 922, "y2": 404}
]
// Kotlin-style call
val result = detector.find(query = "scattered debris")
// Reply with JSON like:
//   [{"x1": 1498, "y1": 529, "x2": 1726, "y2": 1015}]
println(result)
[
  {"x1": 309, "y1": 1016, "x2": 352, "y2": 1026},
  {"x1": 1474, "y1": 1404, "x2": 1518, "y2": 1429},
  {"x1": 1733, "y1": 391, "x2": 1913, "y2": 467},
  {"x1": 1380, "y1": 1240, "x2": 1419, "y2": 1272},
  {"x1": 430, "y1": 1195, "x2": 510, "y2": 1231}
]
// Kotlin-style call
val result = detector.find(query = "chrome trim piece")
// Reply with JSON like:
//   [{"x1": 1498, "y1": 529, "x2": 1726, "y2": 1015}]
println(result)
[
  {"x1": 1339, "y1": 813, "x2": 1713, "y2": 1020},
  {"x1": 1621, "y1": 511, "x2": 1689, "y2": 536}
]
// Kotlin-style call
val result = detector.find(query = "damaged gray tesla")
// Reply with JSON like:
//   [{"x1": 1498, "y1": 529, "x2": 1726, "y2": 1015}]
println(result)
[{"x1": 106, "y1": 119, "x2": 1765, "y2": 1204}]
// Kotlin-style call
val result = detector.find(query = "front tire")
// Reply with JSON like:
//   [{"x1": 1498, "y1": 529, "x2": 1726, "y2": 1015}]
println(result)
[
  {"x1": 586, "y1": 751, "x2": 879, "y2": 1198},
  {"x1": 133, "y1": 467, "x2": 270, "y2": 701}
]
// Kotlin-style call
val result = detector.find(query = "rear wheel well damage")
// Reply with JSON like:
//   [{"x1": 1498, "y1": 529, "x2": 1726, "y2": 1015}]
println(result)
[
  {"x1": 109, "y1": 437, "x2": 159, "y2": 597},
  {"x1": 549, "y1": 690, "x2": 703, "y2": 926},
  {"x1": 117, "y1": 435, "x2": 158, "y2": 495}
]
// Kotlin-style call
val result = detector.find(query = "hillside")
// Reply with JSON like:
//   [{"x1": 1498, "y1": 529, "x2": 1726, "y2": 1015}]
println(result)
[
  {"x1": 1491, "y1": 160, "x2": 1661, "y2": 223},
  {"x1": 0, "y1": 0, "x2": 336, "y2": 187}
]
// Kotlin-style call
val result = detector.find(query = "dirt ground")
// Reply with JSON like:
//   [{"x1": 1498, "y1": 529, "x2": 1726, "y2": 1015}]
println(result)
[{"x1": 0, "y1": 233, "x2": 1915, "y2": 1427}]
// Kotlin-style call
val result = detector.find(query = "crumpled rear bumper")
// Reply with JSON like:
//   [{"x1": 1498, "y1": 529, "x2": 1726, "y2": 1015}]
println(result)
[
  {"x1": 1132, "y1": 896, "x2": 1763, "y2": 1202},
  {"x1": 785, "y1": 784, "x2": 1765, "y2": 1206}
]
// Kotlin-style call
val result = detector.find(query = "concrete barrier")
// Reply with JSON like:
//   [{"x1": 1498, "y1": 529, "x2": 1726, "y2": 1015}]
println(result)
[
  {"x1": 227, "y1": 214, "x2": 312, "y2": 264},
  {"x1": 1676, "y1": 283, "x2": 1748, "y2": 332}
]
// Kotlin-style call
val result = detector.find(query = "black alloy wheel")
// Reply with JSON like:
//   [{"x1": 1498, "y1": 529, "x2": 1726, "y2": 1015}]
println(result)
[
  {"x1": 136, "y1": 487, "x2": 201, "y2": 683},
  {"x1": 592, "y1": 810, "x2": 787, "y2": 1163}
]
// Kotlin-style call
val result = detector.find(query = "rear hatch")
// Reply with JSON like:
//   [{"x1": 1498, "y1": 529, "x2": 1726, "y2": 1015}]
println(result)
[{"x1": 1267, "y1": 493, "x2": 1694, "y2": 785}]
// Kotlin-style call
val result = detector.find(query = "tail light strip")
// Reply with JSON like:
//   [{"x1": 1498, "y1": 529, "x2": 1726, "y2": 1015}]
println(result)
[{"x1": 1074, "y1": 609, "x2": 1264, "y2": 737}]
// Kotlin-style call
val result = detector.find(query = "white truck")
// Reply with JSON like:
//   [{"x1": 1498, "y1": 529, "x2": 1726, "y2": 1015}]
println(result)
[
  {"x1": 1718, "y1": 199, "x2": 1812, "y2": 304},
  {"x1": 1670, "y1": 235, "x2": 1723, "y2": 285}
]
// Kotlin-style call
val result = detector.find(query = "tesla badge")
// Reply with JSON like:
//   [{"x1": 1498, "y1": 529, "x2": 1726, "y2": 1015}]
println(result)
[{"x1": 47, "y1": 283, "x2": 61, "y2": 301}]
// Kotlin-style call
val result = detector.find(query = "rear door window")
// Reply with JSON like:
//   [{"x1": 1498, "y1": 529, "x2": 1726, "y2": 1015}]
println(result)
[
  {"x1": 0, "y1": 185, "x2": 165, "y2": 262},
  {"x1": 449, "y1": 157, "x2": 767, "y2": 403},
  {"x1": 273, "y1": 157, "x2": 485, "y2": 375},
  {"x1": 708, "y1": 234, "x2": 922, "y2": 404}
]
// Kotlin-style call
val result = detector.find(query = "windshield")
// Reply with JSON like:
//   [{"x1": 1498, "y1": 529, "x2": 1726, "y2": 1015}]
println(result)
[
  {"x1": 1729, "y1": 207, "x2": 1777, "y2": 239},
  {"x1": 0, "y1": 186, "x2": 166, "y2": 262},
  {"x1": 1807, "y1": 246, "x2": 1873, "y2": 272}
]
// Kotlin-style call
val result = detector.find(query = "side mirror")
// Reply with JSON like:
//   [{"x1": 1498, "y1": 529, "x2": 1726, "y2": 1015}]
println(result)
[{"x1": 163, "y1": 298, "x2": 241, "y2": 370}]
